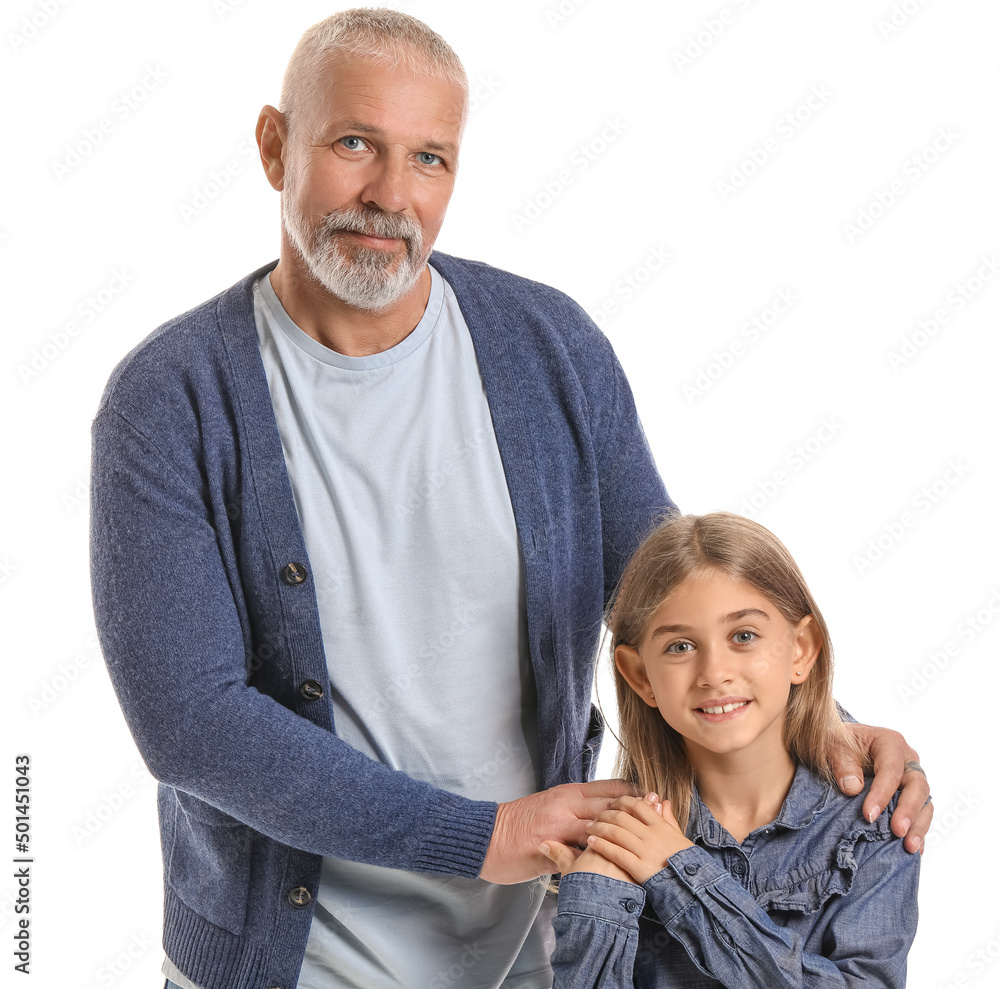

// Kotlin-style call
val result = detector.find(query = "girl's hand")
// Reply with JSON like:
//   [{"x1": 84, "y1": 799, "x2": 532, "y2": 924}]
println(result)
[
  {"x1": 584, "y1": 793, "x2": 694, "y2": 884},
  {"x1": 539, "y1": 840, "x2": 637, "y2": 883}
]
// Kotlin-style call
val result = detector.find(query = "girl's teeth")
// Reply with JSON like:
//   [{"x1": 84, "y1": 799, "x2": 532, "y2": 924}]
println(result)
[{"x1": 702, "y1": 701, "x2": 747, "y2": 714}]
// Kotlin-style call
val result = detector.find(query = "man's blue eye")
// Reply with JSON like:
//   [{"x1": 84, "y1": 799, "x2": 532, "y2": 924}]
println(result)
[
  {"x1": 340, "y1": 137, "x2": 367, "y2": 150},
  {"x1": 418, "y1": 152, "x2": 442, "y2": 165}
]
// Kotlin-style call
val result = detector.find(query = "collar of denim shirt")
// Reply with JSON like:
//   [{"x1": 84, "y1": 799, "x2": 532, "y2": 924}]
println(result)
[{"x1": 687, "y1": 763, "x2": 834, "y2": 849}]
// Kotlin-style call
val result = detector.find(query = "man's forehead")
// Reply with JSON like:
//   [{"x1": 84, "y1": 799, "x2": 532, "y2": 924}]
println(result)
[{"x1": 304, "y1": 52, "x2": 466, "y2": 136}]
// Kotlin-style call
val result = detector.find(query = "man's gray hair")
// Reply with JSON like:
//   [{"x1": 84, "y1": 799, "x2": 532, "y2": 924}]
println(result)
[{"x1": 280, "y1": 8, "x2": 468, "y2": 132}]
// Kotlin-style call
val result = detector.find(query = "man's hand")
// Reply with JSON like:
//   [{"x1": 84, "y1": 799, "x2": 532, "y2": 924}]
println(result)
[
  {"x1": 835, "y1": 723, "x2": 932, "y2": 854},
  {"x1": 479, "y1": 779, "x2": 636, "y2": 884}
]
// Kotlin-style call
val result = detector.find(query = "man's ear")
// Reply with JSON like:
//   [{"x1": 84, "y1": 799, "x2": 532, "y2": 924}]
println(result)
[
  {"x1": 256, "y1": 105, "x2": 288, "y2": 191},
  {"x1": 614, "y1": 644, "x2": 658, "y2": 707},
  {"x1": 790, "y1": 615, "x2": 822, "y2": 683}
]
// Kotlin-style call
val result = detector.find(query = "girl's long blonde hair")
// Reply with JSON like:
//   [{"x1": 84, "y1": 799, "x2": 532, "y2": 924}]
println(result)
[{"x1": 608, "y1": 512, "x2": 862, "y2": 831}]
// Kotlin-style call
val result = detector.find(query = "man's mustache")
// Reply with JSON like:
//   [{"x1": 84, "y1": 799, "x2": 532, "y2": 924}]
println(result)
[{"x1": 319, "y1": 206, "x2": 422, "y2": 248}]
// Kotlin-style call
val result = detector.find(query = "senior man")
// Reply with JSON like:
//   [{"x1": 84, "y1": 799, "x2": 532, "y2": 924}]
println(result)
[{"x1": 90, "y1": 10, "x2": 931, "y2": 989}]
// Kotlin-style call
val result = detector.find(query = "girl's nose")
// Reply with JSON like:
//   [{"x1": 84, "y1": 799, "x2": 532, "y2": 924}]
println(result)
[{"x1": 696, "y1": 643, "x2": 734, "y2": 687}]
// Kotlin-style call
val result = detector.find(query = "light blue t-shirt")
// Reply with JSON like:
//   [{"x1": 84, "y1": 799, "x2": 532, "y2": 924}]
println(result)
[{"x1": 254, "y1": 265, "x2": 552, "y2": 989}]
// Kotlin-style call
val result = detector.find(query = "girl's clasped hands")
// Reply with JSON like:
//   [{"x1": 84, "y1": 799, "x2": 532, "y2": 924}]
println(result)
[{"x1": 542, "y1": 792, "x2": 692, "y2": 885}]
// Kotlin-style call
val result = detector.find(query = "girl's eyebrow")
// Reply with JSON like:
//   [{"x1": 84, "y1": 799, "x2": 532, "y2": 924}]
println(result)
[
  {"x1": 725, "y1": 608, "x2": 770, "y2": 623},
  {"x1": 649, "y1": 608, "x2": 771, "y2": 639},
  {"x1": 649, "y1": 623, "x2": 693, "y2": 638}
]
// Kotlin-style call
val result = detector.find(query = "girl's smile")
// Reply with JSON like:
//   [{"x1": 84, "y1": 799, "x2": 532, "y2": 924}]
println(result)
[{"x1": 694, "y1": 697, "x2": 751, "y2": 722}]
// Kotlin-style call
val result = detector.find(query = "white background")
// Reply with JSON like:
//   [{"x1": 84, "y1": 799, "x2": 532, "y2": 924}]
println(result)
[{"x1": 4, "y1": 0, "x2": 998, "y2": 987}]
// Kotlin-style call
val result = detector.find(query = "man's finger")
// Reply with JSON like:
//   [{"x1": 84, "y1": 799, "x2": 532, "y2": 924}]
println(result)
[
  {"x1": 887, "y1": 763, "x2": 932, "y2": 848},
  {"x1": 579, "y1": 779, "x2": 642, "y2": 799},
  {"x1": 831, "y1": 726, "x2": 871, "y2": 795},
  {"x1": 539, "y1": 840, "x2": 581, "y2": 874},
  {"x1": 901, "y1": 799, "x2": 933, "y2": 854},
  {"x1": 560, "y1": 781, "x2": 644, "y2": 831},
  {"x1": 832, "y1": 760, "x2": 865, "y2": 796},
  {"x1": 862, "y1": 729, "x2": 910, "y2": 825}
]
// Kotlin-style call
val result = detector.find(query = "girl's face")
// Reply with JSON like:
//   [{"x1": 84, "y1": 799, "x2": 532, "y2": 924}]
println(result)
[{"x1": 615, "y1": 569, "x2": 820, "y2": 766}]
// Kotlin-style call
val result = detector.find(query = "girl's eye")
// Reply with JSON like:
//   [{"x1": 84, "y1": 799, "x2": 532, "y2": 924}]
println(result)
[
  {"x1": 339, "y1": 136, "x2": 369, "y2": 151},
  {"x1": 665, "y1": 641, "x2": 694, "y2": 654},
  {"x1": 417, "y1": 151, "x2": 442, "y2": 166},
  {"x1": 732, "y1": 629, "x2": 758, "y2": 644}
]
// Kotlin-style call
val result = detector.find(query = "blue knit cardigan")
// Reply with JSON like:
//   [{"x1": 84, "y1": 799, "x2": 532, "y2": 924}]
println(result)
[{"x1": 90, "y1": 252, "x2": 671, "y2": 989}]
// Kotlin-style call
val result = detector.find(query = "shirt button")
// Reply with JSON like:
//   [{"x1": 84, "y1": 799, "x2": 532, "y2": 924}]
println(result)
[
  {"x1": 684, "y1": 864, "x2": 700, "y2": 876},
  {"x1": 288, "y1": 886, "x2": 312, "y2": 908},
  {"x1": 620, "y1": 899, "x2": 639, "y2": 913},
  {"x1": 281, "y1": 562, "x2": 308, "y2": 586},
  {"x1": 299, "y1": 680, "x2": 324, "y2": 701},
  {"x1": 733, "y1": 861, "x2": 747, "y2": 876}
]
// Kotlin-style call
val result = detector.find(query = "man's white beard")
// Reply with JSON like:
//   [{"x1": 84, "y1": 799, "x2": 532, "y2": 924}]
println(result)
[{"x1": 281, "y1": 192, "x2": 427, "y2": 312}]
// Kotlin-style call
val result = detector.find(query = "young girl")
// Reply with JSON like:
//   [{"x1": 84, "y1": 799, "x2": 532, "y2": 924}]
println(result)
[{"x1": 542, "y1": 512, "x2": 919, "y2": 988}]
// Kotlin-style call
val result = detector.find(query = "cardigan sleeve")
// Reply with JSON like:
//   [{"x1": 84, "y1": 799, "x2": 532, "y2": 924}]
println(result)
[{"x1": 90, "y1": 404, "x2": 499, "y2": 877}]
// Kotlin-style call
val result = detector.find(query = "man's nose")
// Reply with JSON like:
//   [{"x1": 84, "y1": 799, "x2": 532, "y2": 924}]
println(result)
[{"x1": 360, "y1": 152, "x2": 410, "y2": 214}]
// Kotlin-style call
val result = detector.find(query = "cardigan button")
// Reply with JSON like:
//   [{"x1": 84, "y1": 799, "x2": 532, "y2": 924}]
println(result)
[
  {"x1": 281, "y1": 562, "x2": 308, "y2": 586},
  {"x1": 288, "y1": 886, "x2": 312, "y2": 908},
  {"x1": 300, "y1": 679, "x2": 324, "y2": 701}
]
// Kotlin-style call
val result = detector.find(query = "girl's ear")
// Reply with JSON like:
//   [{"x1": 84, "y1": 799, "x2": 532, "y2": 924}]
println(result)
[
  {"x1": 790, "y1": 615, "x2": 822, "y2": 683},
  {"x1": 614, "y1": 644, "x2": 658, "y2": 707}
]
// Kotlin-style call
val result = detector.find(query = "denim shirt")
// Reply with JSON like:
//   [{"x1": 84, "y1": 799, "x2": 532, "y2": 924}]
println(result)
[{"x1": 551, "y1": 765, "x2": 919, "y2": 987}]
